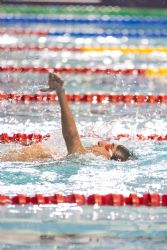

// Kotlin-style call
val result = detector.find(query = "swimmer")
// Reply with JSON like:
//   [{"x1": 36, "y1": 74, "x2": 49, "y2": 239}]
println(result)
[{"x1": 2, "y1": 72, "x2": 132, "y2": 162}]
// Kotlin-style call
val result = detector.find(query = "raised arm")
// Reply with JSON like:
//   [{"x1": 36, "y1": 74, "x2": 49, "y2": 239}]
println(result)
[{"x1": 41, "y1": 73, "x2": 86, "y2": 155}]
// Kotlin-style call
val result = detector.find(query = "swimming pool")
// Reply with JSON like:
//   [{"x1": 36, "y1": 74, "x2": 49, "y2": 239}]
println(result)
[{"x1": 0, "y1": 4, "x2": 167, "y2": 250}]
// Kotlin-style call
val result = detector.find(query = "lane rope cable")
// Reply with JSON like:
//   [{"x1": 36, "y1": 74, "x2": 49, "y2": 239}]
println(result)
[
  {"x1": 0, "y1": 193, "x2": 167, "y2": 206},
  {"x1": 0, "y1": 133, "x2": 167, "y2": 145},
  {"x1": 1, "y1": 29, "x2": 167, "y2": 38},
  {"x1": 1, "y1": 6, "x2": 167, "y2": 17},
  {"x1": 1, "y1": 16, "x2": 167, "y2": 25},
  {"x1": 1, "y1": 66, "x2": 167, "y2": 76},
  {"x1": 0, "y1": 92, "x2": 167, "y2": 103},
  {"x1": 1, "y1": 45, "x2": 167, "y2": 54}
]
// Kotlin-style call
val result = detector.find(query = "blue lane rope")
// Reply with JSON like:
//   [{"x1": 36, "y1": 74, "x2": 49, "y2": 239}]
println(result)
[
  {"x1": 1, "y1": 30, "x2": 167, "y2": 38},
  {"x1": 1, "y1": 16, "x2": 167, "y2": 25},
  {"x1": 44, "y1": 31, "x2": 167, "y2": 38},
  {"x1": 1, "y1": 28, "x2": 167, "y2": 38}
]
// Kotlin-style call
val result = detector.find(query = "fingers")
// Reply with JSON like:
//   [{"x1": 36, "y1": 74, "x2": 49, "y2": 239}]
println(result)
[
  {"x1": 40, "y1": 72, "x2": 64, "y2": 92},
  {"x1": 49, "y1": 72, "x2": 64, "y2": 84}
]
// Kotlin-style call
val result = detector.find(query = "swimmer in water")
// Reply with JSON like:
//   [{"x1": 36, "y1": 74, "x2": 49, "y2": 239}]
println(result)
[{"x1": 2, "y1": 72, "x2": 132, "y2": 162}]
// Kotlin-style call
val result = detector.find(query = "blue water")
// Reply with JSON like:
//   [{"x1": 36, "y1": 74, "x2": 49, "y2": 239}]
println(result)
[{"x1": 0, "y1": 8, "x2": 167, "y2": 250}]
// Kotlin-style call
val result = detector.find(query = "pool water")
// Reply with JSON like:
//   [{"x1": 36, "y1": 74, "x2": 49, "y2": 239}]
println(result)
[{"x1": 0, "y1": 5, "x2": 167, "y2": 250}]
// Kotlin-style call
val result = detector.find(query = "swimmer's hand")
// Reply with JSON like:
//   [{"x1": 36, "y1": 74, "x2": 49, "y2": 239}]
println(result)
[{"x1": 40, "y1": 72, "x2": 64, "y2": 93}]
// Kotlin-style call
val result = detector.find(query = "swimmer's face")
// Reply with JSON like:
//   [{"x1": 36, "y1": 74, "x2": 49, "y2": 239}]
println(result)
[
  {"x1": 97, "y1": 140, "x2": 131, "y2": 161},
  {"x1": 96, "y1": 140, "x2": 118, "y2": 160}
]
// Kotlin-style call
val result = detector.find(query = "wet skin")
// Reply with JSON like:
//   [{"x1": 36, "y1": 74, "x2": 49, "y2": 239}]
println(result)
[{"x1": 87, "y1": 140, "x2": 119, "y2": 160}]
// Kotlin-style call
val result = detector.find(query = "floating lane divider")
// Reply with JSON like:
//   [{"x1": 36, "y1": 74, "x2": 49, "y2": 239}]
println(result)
[
  {"x1": 1, "y1": 66, "x2": 167, "y2": 76},
  {"x1": 0, "y1": 93, "x2": 167, "y2": 103},
  {"x1": 1, "y1": 16, "x2": 167, "y2": 25},
  {"x1": 0, "y1": 193, "x2": 167, "y2": 206},
  {"x1": 0, "y1": 45, "x2": 81, "y2": 52},
  {"x1": 1, "y1": 29, "x2": 167, "y2": 38},
  {"x1": 1, "y1": 6, "x2": 167, "y2": 17},
  {"x1": 0, "y1": 133, "x2": 50, "y2": 145},
  {"x1": 1, "y1": 45, "x2": 167, "y2": 54},
  {"x1": 0, "y1": 133, "x2": 167, "y2": 145}
]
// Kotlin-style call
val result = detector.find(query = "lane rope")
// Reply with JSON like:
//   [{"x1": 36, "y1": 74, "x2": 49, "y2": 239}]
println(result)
[
  {"x1": 0, "y1": 66, "x2": 167, "y2": 77},
  {"x1": 0, "y1": 133, "x2": 167, "y2": 145},
  {"x1": 0, "y1": 193, "x2": 167, "y2": 206},
  {"x1": 1, "y1": 16, "x2": 167, "y2": 25},
  {"x1": 1, "y1": 66, "x2": 167, "y2": 76},
  {"x1": 1, "y1": 45, "x2": 167, "y2": 54},
  {"x1": 0, "y1": 66, "x2": 147, "y2": 75},
  {"x1": 1, "y1": 6, "x2": 167, "y2": 17},
  {"x1": 0, "y1": 45, "x2": 81, "y2": 52},
  {"x1": 0, "y1": 93, "x2": 167, "y2": 103},
  {"x1": 0, "y1": 133, "x2": 50, "y2": 145},
  {"x1": 1, "y1": 29, "x2": 167, "y2": 38}
]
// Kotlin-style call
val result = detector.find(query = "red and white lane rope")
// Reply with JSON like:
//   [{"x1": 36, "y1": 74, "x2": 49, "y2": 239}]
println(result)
[
  {"x1": 0, "y1": 193, "x2": 167, "y2": 206},
  {"x1": 1, "y1": 65, "x2": 167, "y2": 76},
  {"x1": 0, "y1": 29, "x2": 48, "y2": 36},
  {"x1": 0, "y1": 133, "x2": 50, "y2": 145},
  {"x1": 0, "y1": 66, "x2": 147, "y2": 75},
  {"x1": 0, "y1": 93, "x2": 167, "y2": 103},
  {"x1": 0, "y1": 133, "x2": 166, "y2": 145},
  {"x1": 0, "y1": 45, "x2": 81, "y2": 52}
]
